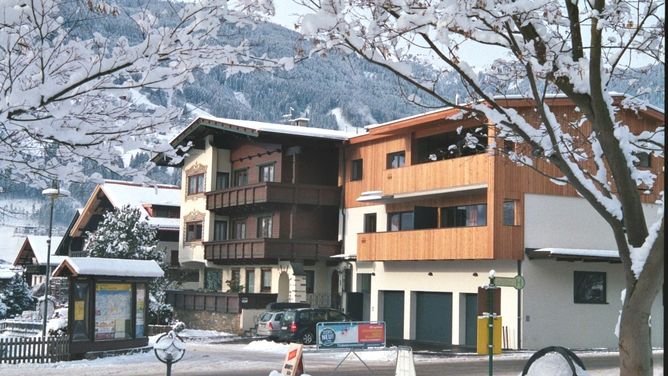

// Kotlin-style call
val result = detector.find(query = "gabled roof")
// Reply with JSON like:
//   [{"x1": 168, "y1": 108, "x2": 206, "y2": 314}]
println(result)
[
  {"x1": 13, "y1": 236, "x2": 66, "y2": 267},
  {"x1": 70, "y1": 180, "x2": 181, "y2": 237},
  {"x1": 52, "y1": 257, "x2": 164, "y2": 278}
]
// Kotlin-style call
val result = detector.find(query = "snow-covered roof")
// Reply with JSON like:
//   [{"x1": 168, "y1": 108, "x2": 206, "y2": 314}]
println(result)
[
  {"x1": 168, "y1": 116, "x2": 361, "y2": 151},
  {"x1": 13, "y1": 236, "x2": 66, "y2": 266},
  {"x1": 527, "y1": 248, "x2": 620, "y2": 262},
  {"x1": 52, "y1": 257, "x2": 164, "y2": 278},
  {"x1": 0, "y1": 266, "x2": 17, "y2": 279},
  {"x1": 72, "y1": 180, "x2": 181, "y2": 234}
]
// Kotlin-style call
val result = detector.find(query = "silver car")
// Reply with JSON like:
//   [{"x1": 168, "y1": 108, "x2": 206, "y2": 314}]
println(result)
[{"x1": 256, "y1": 311, "x2": 284, "y2": 340}]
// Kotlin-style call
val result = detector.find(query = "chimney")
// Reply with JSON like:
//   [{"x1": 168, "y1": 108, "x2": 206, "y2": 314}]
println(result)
[{"x1": 290, "y1": 117, "x2": 310, "y2": 127}]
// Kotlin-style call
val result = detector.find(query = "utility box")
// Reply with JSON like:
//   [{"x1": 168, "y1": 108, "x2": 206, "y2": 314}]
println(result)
[{"x1": 476, "y1": 316, "x2": 502, "y2": 355}]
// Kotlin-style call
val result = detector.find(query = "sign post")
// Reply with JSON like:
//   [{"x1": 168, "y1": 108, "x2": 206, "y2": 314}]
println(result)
[
  {"x1": 316, "y1": 321, "x2": 386, "y2": 374},
  {"x1": 482, "y1": 270, "x2": 526, "y2": 376}
]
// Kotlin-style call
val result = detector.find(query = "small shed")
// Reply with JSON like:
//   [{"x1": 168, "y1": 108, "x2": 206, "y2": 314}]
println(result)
[{"x1": 52, "y1": 257, "x2": 164, "y2": 357}]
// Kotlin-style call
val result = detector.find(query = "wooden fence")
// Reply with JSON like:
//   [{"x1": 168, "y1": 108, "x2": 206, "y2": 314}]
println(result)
[
  {"x1": 0, "y1": 335, "x2": 69, "y2": 364},
  {"x1": 166, "y1": 290, "x2": 277, "y2": 313}
]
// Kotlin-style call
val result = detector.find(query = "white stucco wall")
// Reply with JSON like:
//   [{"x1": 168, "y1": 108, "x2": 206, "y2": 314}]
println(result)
[
  {"x1": 524, "y1": 194, "x2": 660, "y2": 250},
  {"x1": 522, "y1": 258, "x2": 663, "y2": 349},
  {"x1": 362, "y1": 260, "x2": 521, "y2": 348},
  {"x1": 522, "y1": 194, "x2": 664, "y2": 349}
]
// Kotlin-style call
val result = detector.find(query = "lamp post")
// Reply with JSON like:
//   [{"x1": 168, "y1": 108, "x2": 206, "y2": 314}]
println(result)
[{"x1": 41, "y1": 181, "x2": 69, "y2": 337}]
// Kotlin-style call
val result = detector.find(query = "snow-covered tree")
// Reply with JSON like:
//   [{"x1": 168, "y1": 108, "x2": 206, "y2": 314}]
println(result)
[
  {"x1": 84, "y1": 205, "x2": 171, "y2": 324},
  {"x1": 296, "y1": 1, "x2": 664, "y2": 375},
  {"x1": 84, "y1": 205, "x2": 160, "y2": 260},
  {"x1": 0, "y1": 298, "x2": 8, "y2": 319},
  {"x1": 1, "y1": 274, "x2": 36, "y2": 318},
  {"x1": 0, "y1": 0, "x2": 287, "y2": 189}
]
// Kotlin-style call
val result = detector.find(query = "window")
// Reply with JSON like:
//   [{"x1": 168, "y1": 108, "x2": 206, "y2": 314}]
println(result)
[
  {"x1": 259, "y1": 164, "x2": 275, "y2": 182},
  {"x1": 351, "y1": 159, "x2": 363, "y2": 181},
  {"x1": 503, "y1": 201, "x2": 518, "y2": 226},
  {"x1": 574, "y1": 271, "x2": 606, "y2": 304},
  {"x1": 261, "y1": 269, "x2": 272, "y2": 292},
  {"x1": 441, "y1": 204, "x2": 487, "y2": 227},
  {"x1": 233, "y1": 219, "x2": 246, "y2": 240},
  {"x1": 216, "y1": 172, "x2": 230, "y2": 190},
  {"x1": 305, "y1": 270, "x2": 315, "y2": 294},
  {"x1": 633, "y1": 152, "x2": 651, "y2": 168},
  {"x1": 187, "y1": 174, "x2": 205, "y2": 194},
  {"x1": 227, "y1": 269, "x2": 242, "y2": 292},
  {"x1": 213, "y1": 220, "x2": 228, "y2": 241},
  {"x1": 233, "y1": 169, "x2": 248, "y2": 187},
  {"x1": 246, "y1": 269, "x2": 255, "y2": 293},
  {"x1": 386, "y1": 151, "x2": 405, "y2": 169},
  {"x1": 388, "y1": 211, "x2": 414, "y2": 231},
  {"x1": 363, "y1": 213, "x2": 377, "y2": 233},
  {"x1": 257, "y1": 216, "x2": 273, "y2": 238},
  {"x1": 152, "y1": 205, "x2": 180, "y2": 218},
  {"x1": 186, "y1": 222, "x2": 203, "y2": 241},
  {"x1": 170, "y1": 250, "x2": 179, "y2": 267},
  {"x1": 205, "y1": 269, "x2": 222, "y2": 291}
]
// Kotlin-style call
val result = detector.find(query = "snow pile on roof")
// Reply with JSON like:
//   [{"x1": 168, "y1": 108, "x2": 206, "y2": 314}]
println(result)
[
  {"x1": 26, "y1": 235, "x2": 66, "y2": 265},
  {"x1": 197, "y1": 115, "x2": 362, "y2": 140},
  {"x1": 101, "y1": 181, "x2": 180, "y2": 230},
  {"x1": 0, "y1": 266, "x2": 16, "y2": 279},
  {"x1": 55, "y1": 257, "x2": 164, "y2": 278}
]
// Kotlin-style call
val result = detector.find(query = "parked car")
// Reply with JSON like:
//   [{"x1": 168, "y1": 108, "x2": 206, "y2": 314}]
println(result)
[
  {"x1": 278, "y1": 308, "x2": 350, "y2": 345},
  {"x1": 256, "y1": 310, "x2": 285, "y2": 341}
]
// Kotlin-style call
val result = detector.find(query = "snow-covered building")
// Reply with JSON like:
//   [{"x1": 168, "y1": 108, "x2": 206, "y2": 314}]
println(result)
[
  {"x1": 13, "y1": 235, "x2": 65, "y2": 286},
  {"x1": 55, "y1": 181, "x2": 195, "y2": 287},
  {"x1": 341, "y1": 96, "x2": 664, "y2": 350},
  {"x1": 155, "y1": 116, "x2": 357, "y2": 309}
]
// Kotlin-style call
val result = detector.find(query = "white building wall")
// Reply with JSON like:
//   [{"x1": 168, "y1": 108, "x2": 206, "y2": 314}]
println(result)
[
  {"x1": 342, "y1": 205, "x2": 387, "y2": 257},
  {"x1": 522, "y1": 194, "x2": 664, "y2": 349},
  {"x1": 363, "y1": 260, "x2": 520, "y2": 347}
]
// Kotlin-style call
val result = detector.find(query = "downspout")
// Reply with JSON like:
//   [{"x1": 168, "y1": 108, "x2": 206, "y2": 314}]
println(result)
[
  {"x1": 517, "y1": 259, "x2": 522, "y2": 349},
  {"x1": 339, "y1": 142, "x2": 347, "y2": 255}
]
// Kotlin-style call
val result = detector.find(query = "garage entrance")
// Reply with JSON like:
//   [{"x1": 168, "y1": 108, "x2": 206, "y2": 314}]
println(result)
[{"x1": 415, "y1": 292, "x2": 452, "y2": 343}]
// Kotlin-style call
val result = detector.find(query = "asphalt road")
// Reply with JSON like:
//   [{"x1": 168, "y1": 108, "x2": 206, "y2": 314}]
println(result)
[{"x1": 170, "y1": 352, "x2": 664, "y2": 376}]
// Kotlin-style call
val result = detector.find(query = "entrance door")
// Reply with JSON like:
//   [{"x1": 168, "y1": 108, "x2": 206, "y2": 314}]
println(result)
[
  {"x1": 464, "y1": 293, "x2": 478, "y2": 347},
  {"x1": 415, "y1": 292, "x2": 452, "y2": 343},
  {"x1": 382, "y1": 291, "x2": 404, "y2": 340}
]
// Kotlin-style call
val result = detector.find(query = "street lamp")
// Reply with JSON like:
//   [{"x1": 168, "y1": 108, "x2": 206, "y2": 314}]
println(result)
[
  {"x1": 154, "y1": 331, "x2": 186, "y2": 376},
  {"x1": 41, "y1": 181, "x2": 69, "y2": 337}
]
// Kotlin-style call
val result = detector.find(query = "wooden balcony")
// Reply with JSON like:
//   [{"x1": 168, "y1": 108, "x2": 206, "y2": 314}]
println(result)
[
  {"x1": 357, "y1": 226, "x2": 491, "y2": 261},
  {"x1": 204, "y1": 238, "x2": 340, "y2": 264},
  {"x1": 206, "y1": 182, "x2": 340, "y2": 212}
]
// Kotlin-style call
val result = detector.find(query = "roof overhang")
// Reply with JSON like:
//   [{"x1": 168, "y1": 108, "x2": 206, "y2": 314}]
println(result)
[
  {"x1": 52, "y1": 257, "x2": 165, "y2": 278},
  {"x1": 526, "y1": 248, "x2": 621, "y2": 263},
  {"x1": 356, "y1": 183, "x2": 488, "y2": 203}
]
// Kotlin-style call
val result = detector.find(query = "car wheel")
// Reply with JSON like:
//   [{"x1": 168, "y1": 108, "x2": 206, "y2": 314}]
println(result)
[{"x1": 301, "y1": 331, "x2": 315, "y2": 345}]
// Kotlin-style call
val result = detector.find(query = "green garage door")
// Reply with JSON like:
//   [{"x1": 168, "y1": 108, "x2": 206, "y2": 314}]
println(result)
[
  {"x1": 382, "y1": 291, "x2": 404, "y2": 340},
  {"x1": 416, "y1": 292, "x2": 452, "y2": 343}
]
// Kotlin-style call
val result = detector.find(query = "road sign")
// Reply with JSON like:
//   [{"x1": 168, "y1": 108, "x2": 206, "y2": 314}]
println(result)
[{"x1": 494, "y1": 275, "x2": 526, "y2": 290}]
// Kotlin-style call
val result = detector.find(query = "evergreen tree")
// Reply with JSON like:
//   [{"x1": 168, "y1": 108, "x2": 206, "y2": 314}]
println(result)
[
  {"x1": 84, "y1": 205, "x2": 161, "y2": 260},
  {"x1": 84, "y1": 206, "x2": 173, "y2": 324},
  {"x1": 0, "y1": 299, "x2": 7, "y2": 319},
  {"x1": 1, "y1": 274, "x2": 36, "y2": 318}
]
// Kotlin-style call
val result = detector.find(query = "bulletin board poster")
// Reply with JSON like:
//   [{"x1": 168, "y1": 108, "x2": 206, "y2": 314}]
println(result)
[
  {"x1": 95, "y1": 283, "x2": 132, "y2": 340},
  {"x1": 316, "y1": 321, "x2": 385, "y2": 349}
]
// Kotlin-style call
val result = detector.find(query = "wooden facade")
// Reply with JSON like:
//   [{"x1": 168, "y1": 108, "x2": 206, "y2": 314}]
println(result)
[
  {"x1": 346, "y1": 98, "x2": 664, "y2": 262},
  {"x1": 175, "y1": 121, "x2": 345, "y2": 267}
]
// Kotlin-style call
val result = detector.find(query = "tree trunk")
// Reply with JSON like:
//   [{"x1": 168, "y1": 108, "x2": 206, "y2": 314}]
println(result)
[{"x1": 619, "y1": 299, "x2": 654, "y2": 376}]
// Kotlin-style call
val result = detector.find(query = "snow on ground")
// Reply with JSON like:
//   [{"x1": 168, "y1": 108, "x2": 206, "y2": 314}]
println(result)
[{"x1": 0, "y1": 330, "x2": 662, "y2": 376}]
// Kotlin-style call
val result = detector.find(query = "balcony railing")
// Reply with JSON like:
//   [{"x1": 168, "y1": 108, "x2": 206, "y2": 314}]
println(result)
[
  {"x1": 204, "y1": 238, "x2": 340, "y2": 264},
  {"x1": 357, "y1": 226, "x2": 491, "y2": 261},
  {"x1": 206, "y1": 182, "x2": 340, "y2": 211}
]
